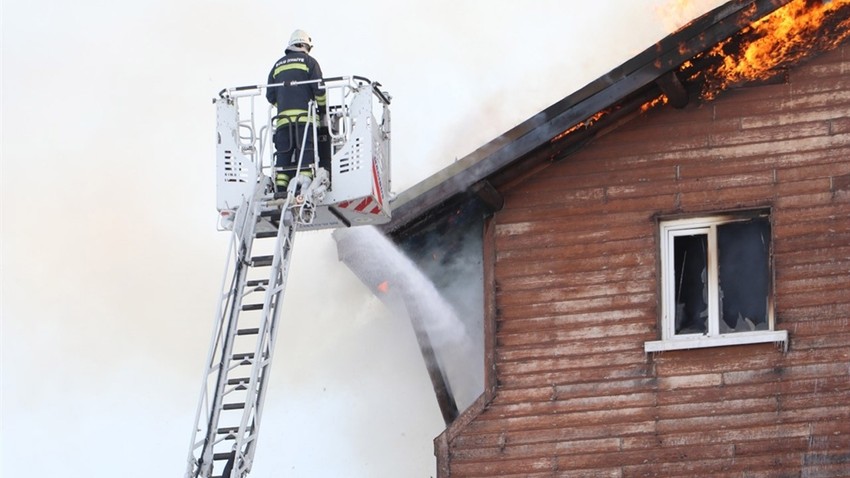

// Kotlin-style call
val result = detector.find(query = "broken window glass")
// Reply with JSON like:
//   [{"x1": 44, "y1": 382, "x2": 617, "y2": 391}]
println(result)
[
  {"x1": 651, "y1": 211, "x2": 783, "y2": 351},
  {"x1": 717, "y1": 217, "x2": 771, "y2": 333},
  {"x1": 673, "y1": 233, "x2": 709, "y2": 335},
  {"x1": 662, "y1": 211, "x2": 773, "y2": 341}
]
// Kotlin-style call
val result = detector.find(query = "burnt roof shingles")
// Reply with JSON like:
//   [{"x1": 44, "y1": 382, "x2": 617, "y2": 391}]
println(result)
[{"x1": 381, "y1": 0, "x2": 794, "y2": 235}]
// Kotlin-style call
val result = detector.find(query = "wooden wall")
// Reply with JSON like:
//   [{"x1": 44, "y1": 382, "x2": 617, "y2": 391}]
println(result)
[{"x1": 437, "y1": 44, "x2": 850, "y2": 477}]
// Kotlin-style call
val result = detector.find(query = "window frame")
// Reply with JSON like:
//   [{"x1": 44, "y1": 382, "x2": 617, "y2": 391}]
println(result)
[{"x1": 645, "y1": 211, "x2": 788, "y2": 353}]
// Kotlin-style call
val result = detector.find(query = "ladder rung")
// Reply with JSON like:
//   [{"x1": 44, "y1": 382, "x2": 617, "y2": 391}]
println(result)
[
  {"x1": 245, "y1": 279, "x2": 269, "y2": 287},
  {"x1": 251, "y1": 255, "x2": 273, "y2": 267},
  {"x1": 255, "y1": 231, "x2": 277, "y2": 239},
  {"x1": 237, "y1": 328, "x2": 259, "y2": 336},
  {"x1": 227, "y1": 377, "x2": 249, "y2": 385},
  {"x1": 241, "y1": 303, "x2": 264, "y2": 311},
  {"x1": 232, "y1": 352, "x2": 254, "y2": 360},
  {"x1": 260, "y1": 209, "x2": 281, "y2": 219},
  {"x1": 222, "y1": 402, "x2": 245, "y2": 410},
  {"x1": 213, "y1": 452, "x2": 235, "y2": 460},
  {"x1": 218, "y1": 426, "x2": 251, "y2": 440}
]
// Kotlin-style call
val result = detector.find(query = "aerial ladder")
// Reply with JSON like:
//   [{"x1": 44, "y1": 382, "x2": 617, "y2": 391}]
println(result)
[{"x1": 186, "y1": 76, "x2": 392, "y2": 478}]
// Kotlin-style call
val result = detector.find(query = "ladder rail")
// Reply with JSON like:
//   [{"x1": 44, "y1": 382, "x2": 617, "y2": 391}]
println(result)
[
  {"x1": 204, "y1": 195, "x2": 263, "y2": 470},
  {"x1": 230, "y1": 211, "x2": 299, "y2": 476},
  {"x1": 189, "y1": 137, "x2": 314, "y2": 478},
  {"x1": 186, "y1": 194, "x2": 247, "y2": 470},
  {"x1": 187, "y1": 192, "x2": 263, "y2": 478},
  {"x1": 227, "y1": 102, "x2": 317, "y2": 475}
]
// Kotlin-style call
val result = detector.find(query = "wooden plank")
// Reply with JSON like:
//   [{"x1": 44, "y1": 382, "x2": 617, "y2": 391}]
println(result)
[
  {"x1": 497, "y1": 280, "x2": 653, "y2": 310},
  {"x1": 655, "y1": 381, "x2": 782, "y2": 406},
  {"x1": 496, "y1": 345, "x2": 650, "y2": 376},
  {"x1": 775, "y1": 201, "x2": 850, "y2": 222},
  {"x1": 777, "y1": 274, "x2": 850, "y2": 296},
  {"x1": 552, "y1": 377, "x2": 658, "y2": 400},
  {"x1": 791, "y1": 332, "x2": 850, "y2": 351},
  {"x1": 496, "y1": 363, "x2": 653, "y2": 391},
  {"x1": 622, "y1": 453, "x2": 798, "y2": 477},
  {"x1": 780, "y1": 302, "x2": 850, "y2": 321},
  {"x1": 494, "y1": 250, "x2": 654, "y2": 280},
  {"x1": 709, "y1": 120, "x2": 832, "y2": 147},
  {"x1": 656, "y1": 396, "x2": 778, "y2": 421},
  {"x1": 496, "y1": 339, "x2": 646, "y2": 366},
  {"x1": 462, "y1": 406, "x2": 656, "y2": 435},
  {"x1": 482, "y1": 392, "x2": 656, "y2": 420},
  {"x1": 831, "y1": 115, "x2": 850, "y2": 134},
  {"x1": 787, "y1": 317, "x2": 850, "y2": 335},
  {"x1": 450, "y1": 421, "x2": 655, "y2": 450},
  {"x1": 778, "y1": 286, "x2": 850, "y2": 308},
  {"x1": 495, "y1": 236, "x2": 653, "y2": 264},
  {"x1": 732, "y1": 436, "x2": 810, "y2": 456},
  {"x1": 647, "y1": 423, "x2": 811, "y2": 448},
  {"x1": 775, "y1": 244, "x2": 850, "y2": 267},
  {"x1": 495, "y1": 264, "x2": 655, "y2": 294},
  {"x1": 562, "y1": 443, "x2": 735, "y2": 471},
  {"x1": 495, "y1": 225, "x2": 655, "y2": 255},
  {"x1": 496, "y1": 308, "x2": 650, "y2": 334},
  {"x1": 449, "y1": 456, "x2": 555, "y2": 477},
  {"x1": 742, "y1": 99, "x2": 850, "y2": 129},
  {"x1": 713, "y1": 83, "x2": 849, "y2": 120},
  {"x1": 496, "y1": 294, "x2": 656, "y2": 325}
]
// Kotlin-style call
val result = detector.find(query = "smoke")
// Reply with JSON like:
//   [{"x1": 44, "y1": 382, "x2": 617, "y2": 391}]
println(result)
[
  {"x1": 1, "y1": 0, "x2": 732, "y2": 476},
  {"x1": 655, "y1": 0, "x2": 718, "y2": 33},
  {"x1": 423, "y1": 0, "x2": 729, "y2": 171}
]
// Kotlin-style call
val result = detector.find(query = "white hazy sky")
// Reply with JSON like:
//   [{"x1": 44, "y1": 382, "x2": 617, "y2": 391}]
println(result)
[{"x1": 1, "y1": 1, "x2": 725, "y2": 477}]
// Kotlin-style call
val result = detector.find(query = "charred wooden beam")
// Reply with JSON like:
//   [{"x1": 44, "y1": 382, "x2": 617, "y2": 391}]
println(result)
[
  {"x1": 655, "y1": 71, "x2": 689, "y2": 108},
  {"x1": 469, "y1": 180, "x2": 504, "y2": 213},
  {"x1": 400, "y1": 291, "x2": 460, "y2": 425}
]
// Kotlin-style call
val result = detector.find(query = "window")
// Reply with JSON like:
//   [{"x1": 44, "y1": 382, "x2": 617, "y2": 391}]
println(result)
[{"x1": 645, "y1": 211, "x2": 788, "y2": 352}]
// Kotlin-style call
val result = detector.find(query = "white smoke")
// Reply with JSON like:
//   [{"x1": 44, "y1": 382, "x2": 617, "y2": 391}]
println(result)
[{"x1": 1, "y1": 0, "x2": 729, "y2": 476}]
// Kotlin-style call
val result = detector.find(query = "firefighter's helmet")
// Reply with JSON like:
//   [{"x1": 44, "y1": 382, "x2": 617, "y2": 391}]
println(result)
[{"x1": 287, "y1": 29, "x2": 313, "y2": 52}]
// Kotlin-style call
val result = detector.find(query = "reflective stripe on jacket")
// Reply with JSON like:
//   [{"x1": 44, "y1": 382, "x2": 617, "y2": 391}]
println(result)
[{"x1": 266, "y1": 50, "x2": 326, "y2": 129}]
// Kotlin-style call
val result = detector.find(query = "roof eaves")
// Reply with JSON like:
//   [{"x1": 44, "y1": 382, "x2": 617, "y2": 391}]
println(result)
[{"x1": 381, "y1": 0, "x2": 792, "y2": 235}]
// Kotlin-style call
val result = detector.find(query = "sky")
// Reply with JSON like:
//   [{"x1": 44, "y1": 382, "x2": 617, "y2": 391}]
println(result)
[{"x1": 1, "y1": 1, "x2": 725, "y2": 476}]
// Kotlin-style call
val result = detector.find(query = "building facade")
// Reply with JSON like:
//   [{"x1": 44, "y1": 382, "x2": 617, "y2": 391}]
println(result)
[{"x1": 433, "y1": 40, "x2": 850, "y2": 478}]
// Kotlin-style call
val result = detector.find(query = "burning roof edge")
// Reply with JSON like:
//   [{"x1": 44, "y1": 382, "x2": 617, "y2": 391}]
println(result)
[{"x1": 380, "y1": 0, "x2": 793, "y2": 236}]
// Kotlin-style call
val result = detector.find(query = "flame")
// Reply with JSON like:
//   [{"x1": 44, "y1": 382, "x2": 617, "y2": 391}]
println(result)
[
  {"x1": 641, "y1": 94, "x2": 670, "y2": 113},
  {"x1": 700, "y1": 0, "x2": 850, "y2": 98},
  {"x1": 550, "y1": 0, "x2": 849, "y2": 144},
  {"x1": 551, "y1": 111, "x2": 608, "y2": 143},
  {"x1": 377, "y1": 280, "x2": 389, "y2": 293}
]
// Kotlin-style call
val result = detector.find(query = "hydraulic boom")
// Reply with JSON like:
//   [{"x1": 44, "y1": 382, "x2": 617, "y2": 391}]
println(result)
[{"x1": 186, "y1": 76, "x2": 392, "y2": 478}]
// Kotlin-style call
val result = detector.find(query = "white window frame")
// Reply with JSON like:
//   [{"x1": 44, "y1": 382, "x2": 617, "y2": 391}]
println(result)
[{"x1": 644, "y1": 212, "x2": 788, "y2": 353}]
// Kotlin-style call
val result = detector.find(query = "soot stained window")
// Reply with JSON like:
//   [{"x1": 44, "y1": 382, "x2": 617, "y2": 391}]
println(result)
[{"x1": 645, "y1": 210, "x2": 787, "y2": 352}]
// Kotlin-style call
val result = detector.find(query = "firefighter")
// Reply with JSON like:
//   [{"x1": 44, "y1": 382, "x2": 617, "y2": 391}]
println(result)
[{"x1": 266, "y1": 29, "x2": 327, "y2": 194}]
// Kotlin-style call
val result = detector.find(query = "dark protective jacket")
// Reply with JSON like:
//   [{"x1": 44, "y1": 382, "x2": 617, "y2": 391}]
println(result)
[{"x1": 266, "y1": 50, "x2": 327, "y2": 129}]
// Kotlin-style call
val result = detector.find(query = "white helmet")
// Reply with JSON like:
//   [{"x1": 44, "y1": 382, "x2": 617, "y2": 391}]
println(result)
[{"x1": 287, "y1": 29, "x2": 313, "y2": 52}]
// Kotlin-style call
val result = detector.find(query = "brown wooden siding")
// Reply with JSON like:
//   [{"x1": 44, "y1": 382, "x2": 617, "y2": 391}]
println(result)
[{"x1": 440, "y1": 44, "x2": 850, "y2": 477}]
